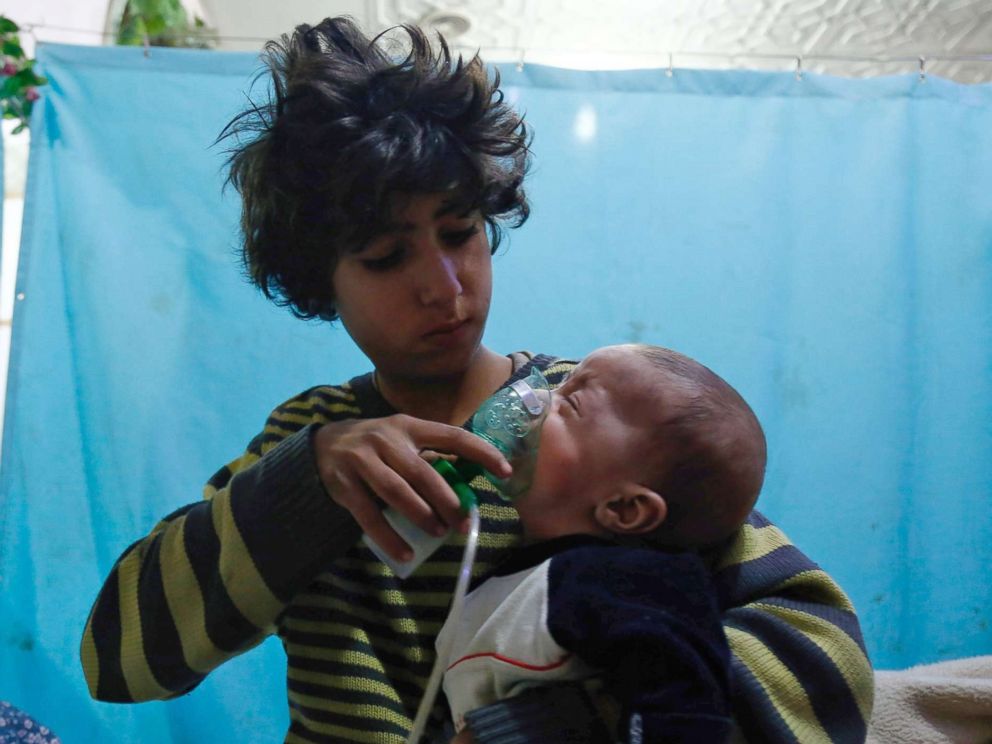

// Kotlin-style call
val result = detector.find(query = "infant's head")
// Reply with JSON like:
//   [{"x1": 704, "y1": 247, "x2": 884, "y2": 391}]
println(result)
[{"x1": 516, "y1": 344, "x2": 766, "y2": 549}]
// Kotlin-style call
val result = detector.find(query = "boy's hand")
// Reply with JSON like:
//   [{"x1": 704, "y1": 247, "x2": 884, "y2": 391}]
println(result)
[{"x1": 312, "y1": 415, "x2": 511, "y2": 560}]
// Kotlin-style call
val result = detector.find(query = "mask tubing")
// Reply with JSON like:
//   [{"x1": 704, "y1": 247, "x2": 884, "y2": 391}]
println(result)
[{"x1": 405, "y1": 505, "x2": 481, "y2": 744}]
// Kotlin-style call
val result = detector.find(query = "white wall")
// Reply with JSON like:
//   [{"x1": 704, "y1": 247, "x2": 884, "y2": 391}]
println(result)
[
  {"x1": 1, "y1": 121, "x2": 29, "y2": 455},
  {"x1": 3, "y1": 0, "x2": 110, "y2": 55}
]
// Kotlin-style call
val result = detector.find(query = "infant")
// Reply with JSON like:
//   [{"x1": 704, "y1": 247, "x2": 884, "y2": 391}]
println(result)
[{"x1": 438, "y1": 343, "x2": 766, "y2": 743}]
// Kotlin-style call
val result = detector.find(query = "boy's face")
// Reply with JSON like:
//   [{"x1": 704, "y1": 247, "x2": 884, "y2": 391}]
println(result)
[
  {"x1": 330, "y1": 191, "x2": 493, "y2": 384},
  {"x1": 515, "y1": 346, "x2": 670, "y2": 541}
]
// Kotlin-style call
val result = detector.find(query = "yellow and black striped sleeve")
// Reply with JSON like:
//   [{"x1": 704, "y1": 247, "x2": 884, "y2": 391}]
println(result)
[
  {"x1": 80, "y1": 386, "x2": 364, "y2": 702},
  {"x1": 711, "y1": 510, "x2": 874, "y2": 743}
]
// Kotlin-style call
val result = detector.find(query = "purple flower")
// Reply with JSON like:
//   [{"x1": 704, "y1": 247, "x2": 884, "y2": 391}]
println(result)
[
  {"x1": 25, "y1": 88, "x2": 39, "y2": 102},
  {"x1": 1, "y1": 61, "x2": 16, "y2": 76}
]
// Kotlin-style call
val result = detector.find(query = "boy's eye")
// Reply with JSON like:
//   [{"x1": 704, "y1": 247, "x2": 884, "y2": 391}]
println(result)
[
  {"x1": 443, "y1": 225, "x2": 480, "y2": 246},
  {"x1": 361, "y1": 248, "x2": 405, "y2": 271}
]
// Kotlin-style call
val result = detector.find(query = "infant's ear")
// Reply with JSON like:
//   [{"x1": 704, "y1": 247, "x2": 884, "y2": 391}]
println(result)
[{"x1": 594, "y1": 485, "x2": 667, "y2": 535}]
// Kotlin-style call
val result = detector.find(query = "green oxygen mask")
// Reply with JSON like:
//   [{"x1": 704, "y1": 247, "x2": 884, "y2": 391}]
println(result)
[
  {"x1": 460, "y1": 365, "x2": 552, "y2": 500},
  {"x1": 363, "y1": 367, "x2": 552, "y2": 578}
]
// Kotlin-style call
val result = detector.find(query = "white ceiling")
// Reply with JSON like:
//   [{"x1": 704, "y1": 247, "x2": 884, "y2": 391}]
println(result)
[{"x1": 10, "y1": 0, "x2": 992, "y2": 82}]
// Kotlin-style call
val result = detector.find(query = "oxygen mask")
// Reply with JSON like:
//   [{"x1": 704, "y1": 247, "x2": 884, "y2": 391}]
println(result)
[
  {"x1": 464, "y1": 365, "x2": 552, "y2": 500},
  {"x1": 363, "y1": 366, "x2": 551, "y2": 579}
]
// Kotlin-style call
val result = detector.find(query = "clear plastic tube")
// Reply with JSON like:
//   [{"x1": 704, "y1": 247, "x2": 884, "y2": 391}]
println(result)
[{"x1": 405, "y1": 504, "x2": 481, "y2": 744}]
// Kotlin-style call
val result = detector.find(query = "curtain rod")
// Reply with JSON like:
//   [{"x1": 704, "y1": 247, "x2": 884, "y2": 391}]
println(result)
[{"x1": 20, "y1": 22, "x2": 992, "y2": 65}]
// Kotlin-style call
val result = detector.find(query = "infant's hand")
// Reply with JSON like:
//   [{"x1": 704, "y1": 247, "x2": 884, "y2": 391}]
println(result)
[
  {"x1": 449, "y1": 729, "x2": 475, "y2": 744},
  {"x1": 312, "y1": 415, "x2": 511, "y2": 560}
]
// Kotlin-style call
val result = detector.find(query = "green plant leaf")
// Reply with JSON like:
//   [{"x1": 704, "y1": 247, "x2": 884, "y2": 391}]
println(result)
[
  {"x1": 113, "y1": 0, "x2": 213, "y2": 49},
  {"x1": 128, "y1": 0, "x2": 152, "y2": 15},
  {"x1": 3, "y1": 40, "x2": 24, "y2": 58},
  {"x1": 117, "y1": 0, "x2": 214, "y2": 49},
  {"x1": 0, "y1": 75, "x2": 19, "y2": 97},
  {"x1": 116, "y1": 20, "x2": 140, "y2": 46},
  {"x1": 3, "y1": 94, "x2": 22, "y2": 116},
  {"x1": 145, "y1": 17, "x2": 167, "y2": 36},
  {"x1": 11, "y1": 68, "x2": 37, "y2": 86},
  {"x1": 20, "y1": 71, "x2": 45, "y2": 87},
  {"x1": 125, "y1": 16, "x2": 148, "y2": 45},
  {"x1": 0, "y1": 16, "x2": 45, "y2": 132}
]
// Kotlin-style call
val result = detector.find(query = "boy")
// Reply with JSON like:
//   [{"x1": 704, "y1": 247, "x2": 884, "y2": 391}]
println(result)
[
  {"x1": 439, "y1": 344, "x2": 765, "y2": 743},
  {"x1": 82, "y1": 16, "x2": 872, "y2": 743}
]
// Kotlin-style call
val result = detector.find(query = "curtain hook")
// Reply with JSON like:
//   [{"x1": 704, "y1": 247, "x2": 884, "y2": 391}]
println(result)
[
  {"x1": 918, "y1": 56, "x2": 927, "y2": 83},
  {"x1": 515, "y1": 48, "x2": 525, "y2": 72},
  {"x1": 666, "y1": 52, "x2": 674, "y2": 78},
  {"x1": 794, "y1": 55, "x2": 803, "y2": 81}
]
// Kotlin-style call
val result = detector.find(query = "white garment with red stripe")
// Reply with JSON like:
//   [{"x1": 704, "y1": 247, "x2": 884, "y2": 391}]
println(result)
[{"x1": 436, "y1": 558, "x2": 598, "y2": 732}]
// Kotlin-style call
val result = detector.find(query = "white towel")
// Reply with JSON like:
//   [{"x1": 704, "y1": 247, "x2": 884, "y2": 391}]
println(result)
[{"x1": 867, "y1": 656, "x2": 992, "y2": 744}]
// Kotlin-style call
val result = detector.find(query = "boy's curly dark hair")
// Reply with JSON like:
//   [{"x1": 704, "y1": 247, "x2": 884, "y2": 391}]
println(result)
[{"x1": 219, "y1": 16, "x2": 531, "y2": 321}]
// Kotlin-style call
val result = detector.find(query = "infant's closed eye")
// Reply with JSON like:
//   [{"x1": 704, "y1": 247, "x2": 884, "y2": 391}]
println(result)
[{"x1": 565, "y1": 394, "x2": 580, "y2": 415}]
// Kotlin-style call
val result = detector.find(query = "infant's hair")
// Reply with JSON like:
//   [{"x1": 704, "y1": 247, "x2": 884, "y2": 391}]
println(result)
[
  {"x1": 219, "y1": 16, "x2": 531, "y2": 321},
  {"x1": 634, "y1": 345, "x2": 766, "y2": 550}
]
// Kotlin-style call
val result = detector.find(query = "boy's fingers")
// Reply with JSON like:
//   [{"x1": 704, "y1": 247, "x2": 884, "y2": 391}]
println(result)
[
  {"x1": 419, "y1": 449, "x2": 455, "y2": 463},
  {"x1": 324, "y1": 468, "x2": 410, "y2": 558},
  {"x1": 356, "y1": 504, "x2": 414, "y2": 562},
  {"x1": 396, "y1": 454, "x2": 468, "y2": 529},
  {"x1": 346, "y1": 444, "x2": 444, "y2": 533},
  {"x1": 407, "y1": 419, "x2": 512, "y2": 478}
]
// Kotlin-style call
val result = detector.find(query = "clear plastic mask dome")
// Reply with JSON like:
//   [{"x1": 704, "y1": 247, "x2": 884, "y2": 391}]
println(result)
[{"x1": 470, "y1": 366, "x2": 552, "y2": 500}]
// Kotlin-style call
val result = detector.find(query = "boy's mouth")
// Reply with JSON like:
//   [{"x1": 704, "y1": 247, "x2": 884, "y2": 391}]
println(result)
[{"x1": 425, "y1": 318, "x2": 468, "y2": 336}]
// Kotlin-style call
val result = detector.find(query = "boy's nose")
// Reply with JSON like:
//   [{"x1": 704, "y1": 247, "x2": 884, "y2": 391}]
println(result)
[{"x1": 418, "y1": 252, "x2": 462, "y2": 306}]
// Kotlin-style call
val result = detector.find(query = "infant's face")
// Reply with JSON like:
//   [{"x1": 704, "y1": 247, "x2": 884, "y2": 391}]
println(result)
[{"x1": 515, "y1": 345, "x2": 666, "y2": 540}]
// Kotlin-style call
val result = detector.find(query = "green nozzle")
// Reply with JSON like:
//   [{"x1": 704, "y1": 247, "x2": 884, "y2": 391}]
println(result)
[{"x1": 432, "y1": 459, "x2": 477, "y2": 512}]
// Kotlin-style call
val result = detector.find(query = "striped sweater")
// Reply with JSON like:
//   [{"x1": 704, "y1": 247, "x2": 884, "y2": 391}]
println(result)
[{"x1": 81, "y1": 353, "x2": 874, "y2": 743}]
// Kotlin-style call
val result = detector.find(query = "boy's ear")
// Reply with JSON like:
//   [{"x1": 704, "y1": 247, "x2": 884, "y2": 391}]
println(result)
[{"x1": 594, "y1": 484, "x2": 667, "y2": 535}]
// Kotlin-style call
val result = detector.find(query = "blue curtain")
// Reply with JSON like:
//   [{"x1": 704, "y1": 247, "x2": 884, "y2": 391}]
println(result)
[{"x1": 3, "y1": 42, "x2": 990, "y2": 742}]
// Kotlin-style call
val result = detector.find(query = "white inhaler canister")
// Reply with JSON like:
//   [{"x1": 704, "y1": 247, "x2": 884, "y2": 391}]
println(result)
[{"x1": 363, "y1": 510, "x2": 450, "y2": 579}]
